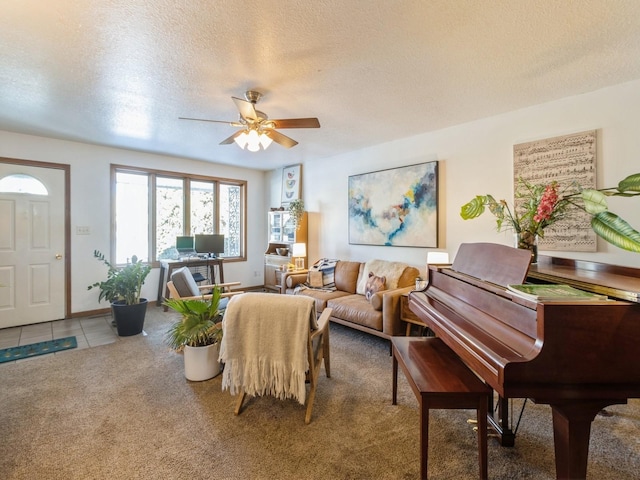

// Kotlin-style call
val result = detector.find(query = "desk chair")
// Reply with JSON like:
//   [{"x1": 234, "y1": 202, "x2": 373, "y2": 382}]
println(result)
[
  {"x1": 219, "y1": 293, "x2": 331, "y2": 424},
  {"x1": 166, "y1": 266, "x2": 242, "y2": 303}
]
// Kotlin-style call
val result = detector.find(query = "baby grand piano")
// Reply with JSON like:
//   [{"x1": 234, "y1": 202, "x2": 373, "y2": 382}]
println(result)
[{"x1": 408, "y1": 243, "x2": 640, "y2": 480}]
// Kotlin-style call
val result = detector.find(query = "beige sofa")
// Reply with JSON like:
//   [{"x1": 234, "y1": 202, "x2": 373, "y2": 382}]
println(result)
[{"x1": 281, "y1": 259, "x2": 420, "y2": 339}]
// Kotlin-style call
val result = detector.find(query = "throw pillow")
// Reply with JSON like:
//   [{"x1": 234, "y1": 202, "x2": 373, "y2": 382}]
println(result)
[
  {"x1": 308, "y1": 270, "x2": 324, "y2": 288},
  {"x1": 365, "y1": 272, "x2": 386, "y2": 301},
  {"x1": 369, "y1": 292, "x2": 383, "y2": 311}
]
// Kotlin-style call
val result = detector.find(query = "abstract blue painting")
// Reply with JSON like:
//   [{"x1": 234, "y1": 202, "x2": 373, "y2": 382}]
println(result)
[{"x1": 348, "y1": 161, "x2": 438, "y2": 247}]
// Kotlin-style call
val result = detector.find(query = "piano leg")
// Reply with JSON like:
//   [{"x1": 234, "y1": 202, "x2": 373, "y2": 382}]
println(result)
[
  {"x1": 487, "y1": 395, "x2": 516, "y2": 447},
  {"x1": 549, "y1": 399, "x2": 626, "y2": 480}
]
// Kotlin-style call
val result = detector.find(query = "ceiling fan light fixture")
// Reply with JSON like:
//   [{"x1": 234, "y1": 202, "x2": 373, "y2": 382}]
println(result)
[
  {"x1": 181, "y1": 90, "x2": 320, "y2": 152},
  {"x1": 259, "y1": 132, "x2": 273, "y2": 149},
  {"x1": 234, "y1": 131, "x2": 248, "y2": 149},
  {"x1": 246, "y1": 129, "x2": 261, "y2": 152}
]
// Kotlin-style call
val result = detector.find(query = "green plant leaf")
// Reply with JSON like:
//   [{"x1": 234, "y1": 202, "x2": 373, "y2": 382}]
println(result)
[
  {"x1": 618, "y1": 173, "x2": 640, "y2": 192},
  {"x1": 164, "y1": 288, "x2": 224, "y2": 349},
  {"x1": 591, "y1": 211, "x2": 640, "y2": 253},
  {"x1": 580, "y1": 189, "x2": 608, "y2": 215},
  {"x1": 460, "y1": 196, "x2": 487, "y2": 219},
  {"x1": 88, "y1": 251, "x2": 151, "y2": 305}
]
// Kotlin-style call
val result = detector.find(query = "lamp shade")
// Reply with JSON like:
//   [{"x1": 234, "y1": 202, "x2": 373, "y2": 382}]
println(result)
[
  {"x1": 426, "y1": 251, "x2": 449, "y2": 264},
  {"x1": 292, "y1": 243, "x2": 306, "y2": 257}
]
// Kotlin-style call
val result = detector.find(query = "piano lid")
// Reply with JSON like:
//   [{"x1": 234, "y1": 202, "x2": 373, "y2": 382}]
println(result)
[{"x1": 529, "y1": 255, "x2": 640, "y2": 303}]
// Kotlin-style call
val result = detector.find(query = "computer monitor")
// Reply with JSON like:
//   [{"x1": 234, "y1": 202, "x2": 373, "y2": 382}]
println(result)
[
  {"x1": 194, "y1": 234, "x2": 225, "y2": 257},
  {"x1": 176, "y1": 236, "x2": 195, "y2": 254}
]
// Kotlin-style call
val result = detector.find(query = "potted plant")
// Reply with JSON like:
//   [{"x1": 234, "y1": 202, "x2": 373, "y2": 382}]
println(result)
[
  {"x1": 88, "y1": 250, "x2": 152, "y2": 336},
  {"x1": 165, "y1": 286, "x2": 224, "y2": 381},
  {"x1": 288, "y1": 198, "x2": 305, "y2": 230}
]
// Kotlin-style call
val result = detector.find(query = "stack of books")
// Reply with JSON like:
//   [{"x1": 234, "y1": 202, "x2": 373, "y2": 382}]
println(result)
[{"x1": 507, "y1": 284, "x2": 608, "y2": 302}]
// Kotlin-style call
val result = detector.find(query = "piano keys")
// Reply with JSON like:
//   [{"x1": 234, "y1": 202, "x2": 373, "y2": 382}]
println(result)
[{"x1": 408, "y1": 243, "x2": 640, "y2": 480}]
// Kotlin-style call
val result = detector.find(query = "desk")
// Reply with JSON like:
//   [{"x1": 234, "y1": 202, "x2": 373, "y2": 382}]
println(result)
[{"x1": 157, "y1": 258, "x2": 225, "y2": 308}]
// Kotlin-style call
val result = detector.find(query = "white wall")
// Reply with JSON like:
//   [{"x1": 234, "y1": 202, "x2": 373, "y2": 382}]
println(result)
[
  {"x1": 0, "y1": 131, "x2": 267, "y2": 314},
  {"x1": 271, "y1": 79, "x2": 640, "y2": 275},
  {"x1": 3, "y1": 77, "x2": 639, "y2": 317}
]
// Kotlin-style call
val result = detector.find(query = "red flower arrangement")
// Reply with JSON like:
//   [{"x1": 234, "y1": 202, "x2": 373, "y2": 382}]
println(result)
[{"x1": 461, "y1": 173, "x2": 640, "y2": 254}]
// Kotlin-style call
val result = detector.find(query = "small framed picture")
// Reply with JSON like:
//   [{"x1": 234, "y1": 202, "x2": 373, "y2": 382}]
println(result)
[{"x1": 281, "y1": 164, "x2": 302, "y2": 203}]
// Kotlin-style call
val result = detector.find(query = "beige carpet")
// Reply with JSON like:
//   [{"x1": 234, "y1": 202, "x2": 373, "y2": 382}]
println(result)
[{"x1": 1, "y1": 307, "x2": 639, "y2": 479}]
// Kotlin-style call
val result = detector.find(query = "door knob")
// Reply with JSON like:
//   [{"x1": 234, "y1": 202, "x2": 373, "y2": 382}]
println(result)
[{"x1": 55, "y1": 254, "x2": 63, "y2": 260}]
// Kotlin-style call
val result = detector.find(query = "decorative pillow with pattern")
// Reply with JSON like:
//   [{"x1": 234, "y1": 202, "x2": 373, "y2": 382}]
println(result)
[{"x1": 365, "y1": 272, "x2": 386, "y2": 301}]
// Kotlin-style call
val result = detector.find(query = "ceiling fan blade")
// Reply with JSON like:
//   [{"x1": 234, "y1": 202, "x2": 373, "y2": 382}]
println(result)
[
  {"x1": 219, "y1": 130, "x2": 244, "y2": 145},
  {"x1": 232, "y1": 97, "x2": 258, "y2": 122},
  {"x1": 269, "y1": 118, "x2": 320, "y2": 129},
  {"x1": 267, "y1": 129, "x2": 298, "y2": 149},
  {"x1": 179, "y1": 117, "x2": 243, "y2": 127}
]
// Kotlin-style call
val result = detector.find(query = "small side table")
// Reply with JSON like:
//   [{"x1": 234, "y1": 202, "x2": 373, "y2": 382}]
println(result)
[
  {"x1": 401, "y1": 292, "x2": 428, "y2": 336},
  {"x1": 274, "y1": 269, "x2": 284, "y2": 293}
]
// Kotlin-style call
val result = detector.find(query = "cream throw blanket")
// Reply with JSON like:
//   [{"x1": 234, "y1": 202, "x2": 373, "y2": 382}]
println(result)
[
  {"x1": 356, "y1": 259, "x2": 408, "y2": 294},
  {"x1": 219, "y1": 293, "x2": 316, "y2": 405}
]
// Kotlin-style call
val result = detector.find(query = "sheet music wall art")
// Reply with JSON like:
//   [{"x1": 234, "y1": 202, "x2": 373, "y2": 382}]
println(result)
[
  {"x1": 513, "y1": 130, "x2": 597, "y2": 252},
  {"x1": 348, "y1": 161, "x2": 438, "y2": 247}
]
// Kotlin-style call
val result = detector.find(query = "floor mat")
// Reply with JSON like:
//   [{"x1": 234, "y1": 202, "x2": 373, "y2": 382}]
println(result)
[{"x1": 0, "y1": 336, "x2": 77, "y2": 363}]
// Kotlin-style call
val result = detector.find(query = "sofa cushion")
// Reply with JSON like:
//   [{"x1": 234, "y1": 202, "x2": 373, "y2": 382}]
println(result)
[
  {"x1": 327, "y1": 294, "x2": 383, "y2": 331},
  {"x1": 293, "y1": 289, "x2": 351, "y2": 312},
  {"x1": 397, "y1": 265, "x2": 421, "y2": 288},
  {"x1": 333, "y1": 261, "x2": 361, "y2": 293},
  {"x1": 356, "y1": 259, "x2": 409, "y2": 294}
]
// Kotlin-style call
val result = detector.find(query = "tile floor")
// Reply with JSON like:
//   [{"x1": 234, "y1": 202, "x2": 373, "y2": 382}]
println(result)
[{"x1": 0, "y1": 315, "x2": 120, "y2": 365}]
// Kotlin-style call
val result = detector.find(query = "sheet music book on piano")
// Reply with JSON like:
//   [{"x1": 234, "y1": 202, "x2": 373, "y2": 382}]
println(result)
[{"x1": 507, "y1": 283, "x2": 608, "y2": 302}]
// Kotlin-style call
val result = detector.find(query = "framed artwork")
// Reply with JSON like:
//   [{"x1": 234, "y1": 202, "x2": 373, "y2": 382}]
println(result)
[
  {"x1": 281, "y1": 164, "x2": 302, "y2": 204},
  {"x1": 348, "y1": 161, "x2": 438, "y2": 247},
  {"x1": 514, "y1": 130, "x2": 597, "y2": 251}
]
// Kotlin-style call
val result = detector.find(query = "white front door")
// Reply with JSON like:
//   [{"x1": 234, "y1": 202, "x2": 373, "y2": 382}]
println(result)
[{"x1": 0, "y1": 163, "x2": 66, "y2": 327}]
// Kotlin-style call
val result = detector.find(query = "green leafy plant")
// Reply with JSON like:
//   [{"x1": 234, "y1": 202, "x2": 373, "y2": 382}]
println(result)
[
  {"x1": 460, "y1": 173, "x2": 640, "y2": 253},
  {"x1": 164, "y1": 287, "x2": 224, "y2": 349},
  {"x1": 288, "y1": 199, "x2": 305, "y2": 228},
  {"x1": 88, "y1": 250, "x2": 152, "y2": 305}
]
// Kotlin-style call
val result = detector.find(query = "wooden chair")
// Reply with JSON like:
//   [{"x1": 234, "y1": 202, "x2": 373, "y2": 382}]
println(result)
[
  {"x1": 219, "y1": 293, "x2": 331, "y2": 424},
  {"x1": 166, "y1": 266, "x2": 242, "y2": 302}
]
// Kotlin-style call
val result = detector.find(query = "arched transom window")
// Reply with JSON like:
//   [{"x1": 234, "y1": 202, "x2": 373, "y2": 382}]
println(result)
[{"x1": 0, "y1": 174, "x2": 48, "y2": 195}]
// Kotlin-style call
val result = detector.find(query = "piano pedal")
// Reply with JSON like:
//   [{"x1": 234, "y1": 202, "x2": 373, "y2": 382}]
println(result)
[
  {"x1": 470, "y1": 424, "x2": 501, "y2": 438},
  {"x1": 466, "y1": 419, "x2": 477, "y2": 424}
]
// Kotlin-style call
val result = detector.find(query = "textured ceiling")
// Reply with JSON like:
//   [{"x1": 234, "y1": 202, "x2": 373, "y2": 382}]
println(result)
[{"x1": 2, "y1": 1, "x2": 640, "y2": 171}]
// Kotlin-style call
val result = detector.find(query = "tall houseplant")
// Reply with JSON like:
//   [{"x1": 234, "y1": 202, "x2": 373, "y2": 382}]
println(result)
[
  {"x1": 88, "y1": 250, "x2": 152, "y2": 336},
  {"x1": 165, "y1": 286, "x2": 225, "y2": 381}
]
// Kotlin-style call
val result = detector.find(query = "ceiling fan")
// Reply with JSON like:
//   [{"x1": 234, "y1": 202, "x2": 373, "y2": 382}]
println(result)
[{"x1": 179, "y1": 90, "x2": 320, "y2": 152}]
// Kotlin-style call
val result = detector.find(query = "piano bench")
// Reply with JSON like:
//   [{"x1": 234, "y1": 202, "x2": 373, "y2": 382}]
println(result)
[{"x1": 391, "y1": 336, "x2": 491, "y2": 480}]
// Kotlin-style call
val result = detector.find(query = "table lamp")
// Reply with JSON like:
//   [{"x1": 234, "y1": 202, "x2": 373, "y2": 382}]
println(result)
[{"x1": 292, "y1": 243, "x2": 306, "y2": 270}]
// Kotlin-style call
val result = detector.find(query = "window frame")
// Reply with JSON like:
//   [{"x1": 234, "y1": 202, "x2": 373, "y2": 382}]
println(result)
[{"x1": 111, "y1": 164, "x2": 247, "y2": 266}]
